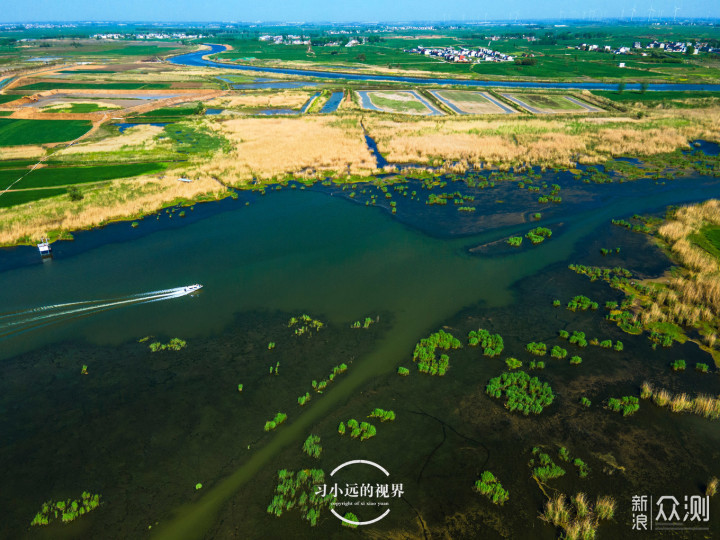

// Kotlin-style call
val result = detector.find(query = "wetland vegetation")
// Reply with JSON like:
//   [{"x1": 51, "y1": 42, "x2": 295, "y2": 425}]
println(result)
[{"x1": 3, "y1": 19, "x2": 720, "y2": 540}]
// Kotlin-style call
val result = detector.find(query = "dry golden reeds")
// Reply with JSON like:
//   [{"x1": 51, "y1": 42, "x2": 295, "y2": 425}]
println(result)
[{"x1": 707, "y1": 477, "x2": 719, "y2": 497}]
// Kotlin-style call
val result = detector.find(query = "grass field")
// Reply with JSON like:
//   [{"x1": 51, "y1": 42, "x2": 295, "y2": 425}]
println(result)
[
  {"x1": 0, "y1": 162, "x2": 167, "y2": 190},
  {"x1": 433, "y1": 90, "x2": 506, "y2": 114},
  {"x1": 592, "y1": 90, "x2": 720, "y2": 103},
  {"x1": 508, "y1": 94, "x2": 584, "y2": 111},
  {"x1": 0, "y1": 188, "x2": 67, "y2": 208},
  {"x1": 42, "y1": 103, "x2": 119, "y2": 113},
  {"x1": 366, "y1": 91, "x2": 430, "y2": 114},
  {"x1": 690, "y1": 225, "x2": 720, "y2": 261},
  {"x1": 0, "y1": 95, "x2": 21, "y2": 104},
  {"x1": 0, "y1": 119, "x2": 92, "y2": 146},
  {"x1": 16, "y1": 82, "x2": 174, "y2": 91}
]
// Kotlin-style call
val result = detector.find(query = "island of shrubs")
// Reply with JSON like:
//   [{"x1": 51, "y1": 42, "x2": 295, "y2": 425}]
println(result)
[
  {"x1": 468, "y1": 328, "x2": 504, "y2": 357},
  {"x1": 473, "y1": 471, "x2": 509, "y2": 505},
  {"x1": 267, "y1": 469, "x2": 334, "y2": 526},
  {"x1": 486, "y1": 371, "x2": 555, "y2": 415},
  {"x1": 338, "y1": 419, "x2": 377, "y2": 441},
  {"x1": 412, "y1": 329, "x2": 461, "y2": 376}
]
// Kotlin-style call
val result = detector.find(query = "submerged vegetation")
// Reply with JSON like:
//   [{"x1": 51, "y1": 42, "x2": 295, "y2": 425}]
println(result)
[
  {"x1": 267, "y1": 469, "x2": 335, "y2": 526},
  {"x1": 412, "y1": 329, "x2": 461, "y2": 375},
  {"x1": 486, "y1": 371, "x2": 554, "y2": 415},
  {"x1": 30, "y1": 492, "x2": 101, "y2": 526},
  {"x1": 288, "y1": 314, "x2": 324, "y2": 337},
  {"x1": 473, "y1": 471, "x2": 509, "y2": 505}
]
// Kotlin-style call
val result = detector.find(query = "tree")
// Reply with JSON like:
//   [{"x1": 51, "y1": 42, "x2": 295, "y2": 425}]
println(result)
[
  {"x1": 617, "y1": 81, "x2": 626, "y2": 94},
  {"x1": 640, "y1": 81, "x2": 649, "y2": 94},
  {"x1": 355, "y1": 53, "x2": 366, "y2": 62}
]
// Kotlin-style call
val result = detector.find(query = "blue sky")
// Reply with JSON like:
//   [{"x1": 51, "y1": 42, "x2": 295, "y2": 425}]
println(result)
[{"x1": 2, "y1": 0, "x2": 717, "y2": 23}]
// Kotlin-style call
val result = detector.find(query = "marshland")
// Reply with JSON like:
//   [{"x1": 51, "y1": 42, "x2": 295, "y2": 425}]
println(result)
[{"x1": 2, "y1": 22, "x2": 720, "y2": 540}]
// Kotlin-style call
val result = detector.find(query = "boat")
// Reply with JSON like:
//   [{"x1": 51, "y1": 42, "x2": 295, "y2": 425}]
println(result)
[
  {"x1": 37, "y1": 238, "x2": 51, "y2": 257},
  {"x1": 183, "y1": 284, "x2": 203, "y2": 293}
]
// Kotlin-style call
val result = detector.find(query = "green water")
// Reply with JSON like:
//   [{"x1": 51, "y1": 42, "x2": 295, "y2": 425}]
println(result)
[{"x1": 2, "y1": 177, "x2": 720, "y2": 538}]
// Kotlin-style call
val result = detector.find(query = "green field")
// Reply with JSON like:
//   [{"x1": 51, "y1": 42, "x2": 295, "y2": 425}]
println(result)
[
  {"x1": 0, "y1": 111, "x2": 12, "y2": 117},
  {"x1": 437, "y1": 90, "x2": 490, "y2": 103},
  {"x1": 509, "y1": 94, "x2": 583, "y2": 110},
  {"x1": 0, "y1": 162, "x2": 167, "y2": 190},
  {"x1": 0, "y1": 119, "x2": 92, "y2": 146},
  {"x1": 367, "y1": 92, "x2": 429, "y2": 113},
  {"x1": 0, "y1": 95, "x2": 21, "y2": 104},
  {"x1": 691, "y1": 225, "x2": 720, "y2": 261},
  {"x1": 0, "y1": 188, "x2": 67, "y2": 208},
  {"x1": 43, "y1": 103, "x2": 119, "y2": 113},
  {"x1": 16, "y1": 82, "x2": 173, "y2": 91},
  {"x1": 592, "y1": 90, "x2": 720, "y2": 102}
]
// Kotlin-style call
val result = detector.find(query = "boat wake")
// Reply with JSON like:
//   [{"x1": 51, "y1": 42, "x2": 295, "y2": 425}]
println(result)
[{"x1": 0, "y1": 285, "x2": 201, "y2": 339}]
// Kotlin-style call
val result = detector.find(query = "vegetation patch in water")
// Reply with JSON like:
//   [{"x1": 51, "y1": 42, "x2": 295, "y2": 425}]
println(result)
[
  {"x1": 148, "y1": 338, "x2": 186, "y2": 352},
  {"x1": 607, "y1": 396, "x2": 639, "y2": 416},
  {"x1": 302, "y1": 435, "x2": 322, "y2": 458},
  {"x1": 30, "y1": 492, "x2": 101, "y2": 526},
  {"x1": 339, "y1": 418, "x2": 377, "y2": 441},
  {"x1": 641, "y1": 382, "x2": 720, "y2": 419},
  {"x1": 526, "y1": 342, "x2": 547, "y2": 356},
  {"x1": 541, "y1": 493, "x2": 615, "y2": 539},
  {"x1": 530, "y1": 447, "x2": 566, "y2": 482},
  {"x1": 288, "y1": 314, "x2": 324, "y2": 337},
  {"x1": 467, "y1": 328, "x2": 504, "y2": 357},
  {"x1": 412, "y1": 329, "x2": 461, "y2": 376},
  {"x1": 351, "y1": 316, "x2": 376, "y2": 329},
  {"x1": 473, "y1": 471, "x2": 509, "y2": 505},
  {"x1": 267, "y1": 469, "x2": 335, "y2": 526},
  {"x1": 525, "y1": 227, "x2": 553, "y2": 245},
  {"x1": 486, "y1": 371, "x2": 554, "y2": 415},
  {"x1": 264, "y1": 412, "x2": 288, "y2": 432},
  {"x1": 369, "y1": 408, "x2": 396, "y2": 422},
  {"x1": 567, "y1": 295, "x2": 599, "y2": 312},
  {"x1": 506, "y1": 236, "x2": 523, "y2": 247}
]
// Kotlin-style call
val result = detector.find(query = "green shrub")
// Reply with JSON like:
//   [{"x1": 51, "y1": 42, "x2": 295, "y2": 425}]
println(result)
[
  {"x1": 473, "y1": 471, "x2": 509, "y2": 505},
  {"x1": 486, "y1": 370, "x2": 554, "y2": 415}
]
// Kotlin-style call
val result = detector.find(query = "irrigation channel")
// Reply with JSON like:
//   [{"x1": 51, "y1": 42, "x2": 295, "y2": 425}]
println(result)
[
  {"x1": 171, "y1": 44, "x2": 720, "y2": 92},
  {"x1": 2, "y1": 159, "x2": 720, "y2": 538}
]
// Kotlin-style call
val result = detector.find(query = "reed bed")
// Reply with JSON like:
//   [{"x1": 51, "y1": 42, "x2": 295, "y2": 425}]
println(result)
[
  {"x1": 363, "y1": 107, "x2": 720, "y2": 170},
  {"x1": 207, "y1": 90, "x2": 314, "y2": 109},
  {"x1": 197, "y1": 115, "x2": 376, "y2": 184},
  {"x1": 641, "y1": 381, "x2": 720, "y2": 420},
  {"x1": 541, "y1": 492, "x2": 615, "y2": 539},
  {"x1": 0, "y1": 175, "x2": 227, "y2": 245}
]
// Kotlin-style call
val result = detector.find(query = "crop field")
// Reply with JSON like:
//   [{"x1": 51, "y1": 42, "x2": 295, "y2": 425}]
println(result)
[
  {"x1": 0, "y1": 119, "x2": 92, "y2": 146},
  {"x1": 0, "y1": 162, "x2": 167, "y2": 191},
  {"x1": 15, "y1": 82, "x2": 174, "y2": 91},
  {"x1": 430, "y1": 90, "x2": 514, "y2": 114},
  {"x1": 502, "y1": 93, "x2": 599, "y2": 114},
  {"x1": 41, "y1": 102, "x2": 120, "y2": 113},
  {"x1": 358, "y1": 90, "x2": 442, "y2": 115},
  {"x1": 0, "y1": 95, "x2": 21, "y2": 105},
  {"x1": 0, "y1": 188, "x2": 67, "y2": 208}
]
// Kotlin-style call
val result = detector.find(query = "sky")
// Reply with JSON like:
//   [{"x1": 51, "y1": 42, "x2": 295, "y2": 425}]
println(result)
[{"x1": 1, "y1": 0, "x2": 718, "y2": 23}]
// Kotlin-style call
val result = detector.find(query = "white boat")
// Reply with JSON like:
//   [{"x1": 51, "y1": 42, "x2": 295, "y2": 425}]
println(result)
[
  {"x1": 183, "y1": 284, "x2": 203, "y2": 293},
  {"x1": 37, "y1": 238, "x2": 51, "y2": 257}
]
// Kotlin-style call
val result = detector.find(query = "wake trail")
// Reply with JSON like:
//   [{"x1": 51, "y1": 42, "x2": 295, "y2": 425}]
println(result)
[{"x1": 0, "y1": 287, "x2": 195, "y2": 339}]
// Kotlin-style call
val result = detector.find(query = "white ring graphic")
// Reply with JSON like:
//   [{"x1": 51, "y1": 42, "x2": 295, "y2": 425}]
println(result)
[{"x1": 329, "y1": 460, "x2": 393, "y2": 527}]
